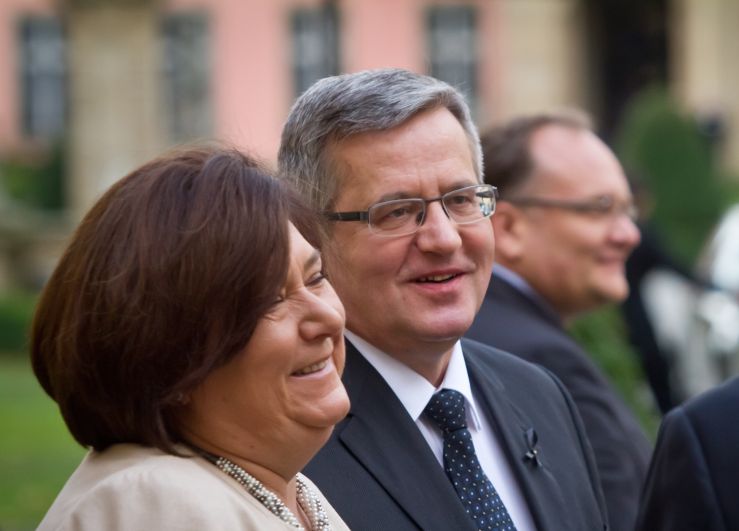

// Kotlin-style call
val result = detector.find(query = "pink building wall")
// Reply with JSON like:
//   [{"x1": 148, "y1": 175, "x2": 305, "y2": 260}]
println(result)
[
  {"x1": 343, "y1": 0, "x2": 425, "y2": 73},
  {"x1": 2, "y1": 0, "x2": 502, "y2": 163},
  {"x1": 0, "y1": 0, "x2": 55, "y2": 153}
]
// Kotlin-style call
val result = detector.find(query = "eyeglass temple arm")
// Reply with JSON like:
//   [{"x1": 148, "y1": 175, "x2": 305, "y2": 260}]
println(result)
[
  {"x1": 324, "y1": 211, "x2": 369, "y2": 221},
  {"x1": 504, "y1": 196, "x2": 611, "y2": 212}
]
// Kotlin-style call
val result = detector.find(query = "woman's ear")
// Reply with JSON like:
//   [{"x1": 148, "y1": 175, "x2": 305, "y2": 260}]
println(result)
[{"x1": 492, "y1": 202, "x2": 527, "y2": 264}]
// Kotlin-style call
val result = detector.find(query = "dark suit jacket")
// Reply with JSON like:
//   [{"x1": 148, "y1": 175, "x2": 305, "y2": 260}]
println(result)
[
  {"x1": 466, "y1": 275, "x2": 652, "y2": 531},
  {"x1": 303, "y1": 338, "x2": 608, "y2": 531},
  {"x1": 636, "y1": 376, "x2": 739, "y2": 531}
]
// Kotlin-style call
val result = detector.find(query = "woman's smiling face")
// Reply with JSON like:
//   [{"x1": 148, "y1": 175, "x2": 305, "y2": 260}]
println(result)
[{"x1": 182, "y1": 223, "x2": 349, "y2": 461}]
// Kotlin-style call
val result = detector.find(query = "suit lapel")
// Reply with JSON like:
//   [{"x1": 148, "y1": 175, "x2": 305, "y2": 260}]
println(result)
[
  {"x1": 465, "y1": 346, "x2": 571, "y2": 531},
  {"x1": 338, "y1": 341, "x2": 477, "y2": 530}
]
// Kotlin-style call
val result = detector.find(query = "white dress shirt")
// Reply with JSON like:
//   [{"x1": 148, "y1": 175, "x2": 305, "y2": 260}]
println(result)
[{"x1": 344, "y1": 330, "x2": 536, "y2": 531}]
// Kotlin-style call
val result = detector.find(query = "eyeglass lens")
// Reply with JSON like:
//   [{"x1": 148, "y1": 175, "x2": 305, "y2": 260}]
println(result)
[{"x1": 368, "y1": 185, "x2": 495, "y2": 235}]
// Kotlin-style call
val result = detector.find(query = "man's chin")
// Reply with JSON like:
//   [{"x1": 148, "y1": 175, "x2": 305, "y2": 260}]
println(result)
[
  {"x1": 414, "y1": 319, "x2": 473, "y2": 345},
  {"x1": 592, "y1": 285, "x2": 629, "y2": 306}
]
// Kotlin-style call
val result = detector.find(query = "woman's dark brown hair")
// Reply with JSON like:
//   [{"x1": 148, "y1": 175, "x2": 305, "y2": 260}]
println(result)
[{"x1": 31, "y1": 145, "x2": 320, "y2": 453}]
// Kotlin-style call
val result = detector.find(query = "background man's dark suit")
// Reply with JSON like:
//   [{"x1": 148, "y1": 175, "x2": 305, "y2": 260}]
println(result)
[
  {"x1": 466, "y1": 274, "x2": 651, "y2": 531},
  {"x1": 304, "y1": 339, "x2": 608, "y2": 531},
  {"x1": 637, "y1": 376, "x2": 739, "y2": 531}
]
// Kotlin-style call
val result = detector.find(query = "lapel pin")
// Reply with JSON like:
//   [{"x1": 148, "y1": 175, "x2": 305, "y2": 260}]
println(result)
[{"x1": 523, "y1": 428, "x2": 542, "y2": 467}]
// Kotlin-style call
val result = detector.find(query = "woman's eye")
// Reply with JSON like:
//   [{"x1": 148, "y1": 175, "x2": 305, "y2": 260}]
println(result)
[{"x1": 307, "y1": 271, "x2": 327, "y2": 287}]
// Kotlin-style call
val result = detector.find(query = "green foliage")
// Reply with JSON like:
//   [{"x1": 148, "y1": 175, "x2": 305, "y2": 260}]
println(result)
[
  {"x1": 0, "y1": 292, "x2": 37, "y2": 354},
  {"x1": 0, "y1": 356, "x2": 85, "y2": 530},
  {"x1": 0, "y1": 142, "x2": 65, "y2": 211},
  {"x1": 569, "y1": 306, "x2": 660, "y2": 439},
  {"x1": 616, "y1": 86, "x2": 724, "y2": 263}
]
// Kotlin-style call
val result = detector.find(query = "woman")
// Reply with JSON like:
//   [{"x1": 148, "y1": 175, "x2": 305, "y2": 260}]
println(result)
[{"x1": 32, "y1": 146, "x2": 351, "y2": 530}]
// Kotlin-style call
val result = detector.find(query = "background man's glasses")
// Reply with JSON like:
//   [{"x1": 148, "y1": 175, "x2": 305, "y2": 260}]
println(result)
[
  {"x1": 504, "y1": 194, "x2": 638, "y2": 222},
  {"x1": 325, "y1": 184, "x2": 497, "y2": 237}
]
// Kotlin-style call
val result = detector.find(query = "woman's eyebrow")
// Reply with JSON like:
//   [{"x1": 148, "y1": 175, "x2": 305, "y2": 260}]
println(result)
[{"x1": 303, "y1": 249, "x2": 322, "y2": 273}]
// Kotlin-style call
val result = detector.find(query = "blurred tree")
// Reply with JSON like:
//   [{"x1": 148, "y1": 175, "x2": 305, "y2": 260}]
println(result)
[
  {"x1": 615, "y1": 86, "x2": 724, "y2": 263},
  {"x1": 0, "y1": 142, "x2": 65, "y2": 211},
  {"x1": 570, "y1": 306, "x2": 660, "y2": 437}
]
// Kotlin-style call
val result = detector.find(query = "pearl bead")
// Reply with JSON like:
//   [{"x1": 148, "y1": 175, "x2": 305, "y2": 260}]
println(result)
[{"x1": 213, "y1": 456, "x2": 331, "y2": 530}]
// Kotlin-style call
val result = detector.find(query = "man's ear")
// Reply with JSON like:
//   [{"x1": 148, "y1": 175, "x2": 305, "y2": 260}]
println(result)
[{"x1": 492, "y1": 202, "x2": 527, "y2": 264}]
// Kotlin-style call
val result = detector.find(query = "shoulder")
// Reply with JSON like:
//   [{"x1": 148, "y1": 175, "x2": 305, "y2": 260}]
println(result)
[
  {"x1": 637, "y1": 378, "x2": 739, "y2": 530},
  {"x1": 461, "y1": 337, "x2": 580, "y2": 414},
  {"x1": 38, "y1": 445, "x2": 276, "y2": 531},
  {"x1": 679, "y1": 375, "x2": 739, "y2": 423},
  {"x1": 470, "y1": 291, "x2": 579, "y2": 361},
  {"x1": 658, "y1": 376, "x2": 739, "y2": 453},
  {"x1": 657, "y1": 376, "x2": 739, "y2": 465},
  {"x1": 461, "y1": 337, "x2": 558, "y2": 385}
]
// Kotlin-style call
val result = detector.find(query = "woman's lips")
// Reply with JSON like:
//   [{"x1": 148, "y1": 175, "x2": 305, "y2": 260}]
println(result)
[{"x1": 292, "y1": 357, "x2": 331, "y2": 377}]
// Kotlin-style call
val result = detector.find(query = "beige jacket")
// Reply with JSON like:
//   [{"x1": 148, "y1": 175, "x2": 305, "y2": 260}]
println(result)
[{"x1": 37, "y1": 443, "x2": 349, "y2": 530}]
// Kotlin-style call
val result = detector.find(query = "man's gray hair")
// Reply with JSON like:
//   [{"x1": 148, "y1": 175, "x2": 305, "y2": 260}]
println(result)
[{"x1": 278, "y1": 68, "x2": 482, "y2": 214}]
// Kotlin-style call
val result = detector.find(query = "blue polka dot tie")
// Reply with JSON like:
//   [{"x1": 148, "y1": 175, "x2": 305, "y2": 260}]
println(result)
[{"x1": 425, "y1": 388, "x2": 517, "y2": 531}]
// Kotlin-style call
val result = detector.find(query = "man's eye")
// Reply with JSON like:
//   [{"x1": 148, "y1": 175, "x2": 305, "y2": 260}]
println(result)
[
  {"x1": 593, "y1": 195, "x2": 615, "y2": 212},
  {"x1": 449, "y1": 194, "x2": 471, "y2": 205},
  {"x1": 387, "y1": 206, "x2": 412, "y2": 218}
]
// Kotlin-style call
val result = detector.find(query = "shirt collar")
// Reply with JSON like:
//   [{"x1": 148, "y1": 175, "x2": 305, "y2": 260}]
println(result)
[{"x1": 344, "y1": 330, "x2": 482, "y2": 430}]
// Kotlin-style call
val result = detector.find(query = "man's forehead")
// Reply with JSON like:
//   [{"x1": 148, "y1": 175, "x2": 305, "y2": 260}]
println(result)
[
  {"x1": 327, "y1": 108, "x2": 475, "y2": 199},
  {"x1": 527, "y1": 125, "x2": 626, "y2": 191}
]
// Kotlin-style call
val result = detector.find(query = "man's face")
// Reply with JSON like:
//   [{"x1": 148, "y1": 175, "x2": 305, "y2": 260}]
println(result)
[
  {"x1": 323, "y1": 107, "x2": 495, "y2": 375},
  {"x1": 512, "y1": 124, "x2": 640, "y2": 318}
]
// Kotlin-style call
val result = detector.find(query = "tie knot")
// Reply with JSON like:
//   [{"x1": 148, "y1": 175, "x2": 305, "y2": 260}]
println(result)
[{"x1": 424, "y1": 388, "x2": 467, "y2": 433}]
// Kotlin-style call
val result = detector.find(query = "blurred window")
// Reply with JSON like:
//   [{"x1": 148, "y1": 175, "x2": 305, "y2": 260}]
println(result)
[
  {"x1": 427, "y1": 5, "x2": 478, "y2": 117},
  {"x1": 162, "y1": 12, "x2": 211, "y2": 142},
  {"x1": 291, "y1": 4, "x2": 340, "y2": 97},
  {"x1": 19, "y1": 16, "x2": 66, "y2": 140}
]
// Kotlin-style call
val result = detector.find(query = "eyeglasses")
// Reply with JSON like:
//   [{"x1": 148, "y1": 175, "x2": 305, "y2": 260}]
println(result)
[
  {"x1": 504, "y1": 194, "x2": 638, "y2": 222},
  {"x1": 325, "y1": 184, "x2": 497, "y2": 237}
]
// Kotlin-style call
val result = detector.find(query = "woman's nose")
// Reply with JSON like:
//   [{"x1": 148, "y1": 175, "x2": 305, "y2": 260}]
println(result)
[{"x1": 299, "y1": 287, "x2": 345, "y2": 340}]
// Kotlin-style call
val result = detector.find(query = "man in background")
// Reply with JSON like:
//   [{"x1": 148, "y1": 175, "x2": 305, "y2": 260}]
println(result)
[
  {"x1": 279, "y1": 70, "x2": 607, "y2": 531},
  {"x1": 637, "y1": 375, "x2": 739, "y2": 530},
  {"x1": 466, "y1": 111, "x2": 651, "y2": 531}
]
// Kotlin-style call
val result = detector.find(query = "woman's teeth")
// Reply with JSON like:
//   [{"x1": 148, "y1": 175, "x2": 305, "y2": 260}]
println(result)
[{"x1": 293, "y1": 359, "x2": 328, "y2": 376}]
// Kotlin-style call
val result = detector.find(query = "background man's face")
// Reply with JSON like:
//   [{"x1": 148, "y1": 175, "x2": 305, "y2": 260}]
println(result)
[
  {"x1": 514, "y1": 124, "x2": 641, "y2": 318},
  {"x1": 323, "y1": 107, "x2": 495, "y2": 365}
]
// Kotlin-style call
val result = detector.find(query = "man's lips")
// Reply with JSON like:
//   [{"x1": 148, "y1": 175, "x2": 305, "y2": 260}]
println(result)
[
  {"x1": 410, "y1": 269, "x2": 467, "y2": 283},
  {"x1": 415, "y1": 273, "x2": 460, "y2": 283},
  {"x1": 598, "y1": 254, "x2": 628, "y2": 267}
]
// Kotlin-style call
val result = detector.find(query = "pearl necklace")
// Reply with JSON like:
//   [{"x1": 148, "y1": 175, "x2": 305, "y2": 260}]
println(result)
[{"x1": 209, "y1": 454, "x2": 331, "y2": 531}]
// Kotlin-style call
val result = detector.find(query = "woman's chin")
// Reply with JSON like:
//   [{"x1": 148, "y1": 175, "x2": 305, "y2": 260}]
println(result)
[{"x1": 297, "y1": 385, "x2": 351, "y2": 432}]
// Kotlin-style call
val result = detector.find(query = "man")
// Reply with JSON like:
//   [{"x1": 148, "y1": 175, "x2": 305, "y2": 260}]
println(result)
[
  {"x1": 466, "y1": 112, "x2": 651, "y2": 531},
  {"x1": 637, "y1": 375, "x2": 739, "y2": 530},
  {"x1": 279, "y1": 69, "x2": 607, "y2": 531}
]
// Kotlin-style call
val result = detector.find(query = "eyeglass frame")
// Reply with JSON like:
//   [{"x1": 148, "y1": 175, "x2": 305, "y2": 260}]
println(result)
[
  {"x1": 503, "y1": 194, "x2": 638, "y2": 222},
  {"x1": 324, "y1": 184, "x2": 498, "y2": 236}
]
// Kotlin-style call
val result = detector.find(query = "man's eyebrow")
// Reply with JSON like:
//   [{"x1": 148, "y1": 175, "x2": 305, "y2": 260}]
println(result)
[
  {"x1": 374, "y1": 191, "x2": 414, "y2": 203},
  {"x1": 373, "y1": 180, "x2": 479, "y2": 204}
]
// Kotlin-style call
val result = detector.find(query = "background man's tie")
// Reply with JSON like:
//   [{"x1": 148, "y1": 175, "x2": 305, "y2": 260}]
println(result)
[{"x1": 425, "y1": 388, "x2": 517, "y2": 531}]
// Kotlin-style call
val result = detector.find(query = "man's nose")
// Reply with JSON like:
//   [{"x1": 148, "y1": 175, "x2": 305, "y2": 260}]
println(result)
[
  {"x1": 609, "y1": 213, "x2": 641, "y2": 249},
  {"x1": 415, "y1": 200, "x2": 462, "y2": 253}
]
